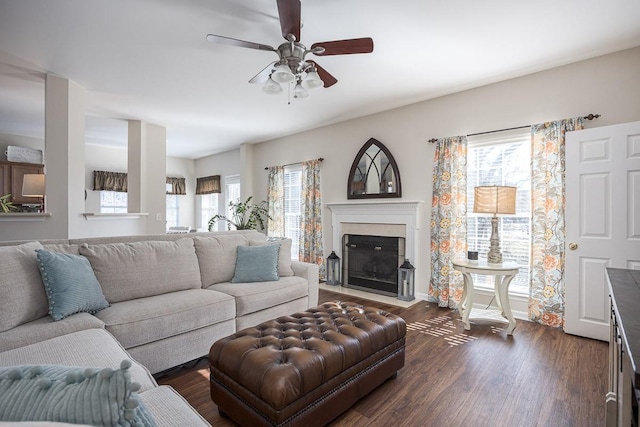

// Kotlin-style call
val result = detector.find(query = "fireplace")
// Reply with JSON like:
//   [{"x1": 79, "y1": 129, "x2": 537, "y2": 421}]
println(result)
[
  {"x1": 343, "y1": 234, "x2": 405, "y2": 297},
  {"x1": 326, "y1": 201, "x2": 422, "y2": 298}
]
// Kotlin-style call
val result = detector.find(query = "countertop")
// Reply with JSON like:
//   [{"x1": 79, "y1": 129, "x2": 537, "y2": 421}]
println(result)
[{"x1": 607, "y1": 267, "x2": 640, "y2": 387}]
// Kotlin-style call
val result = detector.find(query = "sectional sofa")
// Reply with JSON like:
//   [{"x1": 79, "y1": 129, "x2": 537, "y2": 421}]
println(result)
[{"x1": 0, "y1": 230, "x2": 320, "y2": 426}]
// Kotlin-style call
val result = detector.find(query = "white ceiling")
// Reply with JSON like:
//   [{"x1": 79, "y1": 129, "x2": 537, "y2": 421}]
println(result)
[{"x1": 0, "y1": 0, "x2": 639, "y2": 159}]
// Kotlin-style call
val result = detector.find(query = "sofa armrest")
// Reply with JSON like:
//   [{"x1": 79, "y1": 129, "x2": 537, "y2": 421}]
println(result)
[{"x1": 291, "y1": 261, "x2": 319, "y2": 307}]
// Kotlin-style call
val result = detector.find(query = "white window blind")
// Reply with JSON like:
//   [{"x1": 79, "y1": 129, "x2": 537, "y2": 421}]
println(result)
[
  {"x1": 100, "y1": 191, "x2": 127, "y2": 214},
  {"x1": 467, "y1": 131, "x2": 531, "y2": 295},
  {"x1": 225, "y1": 175, "x2": 241, "y2": 220},
  {"x1": 284, "y1": 165, "x2": 302, "y2": 261},
  {"x1": 166, "y1": 194, "x2": 179, "y2": 229},
  {"x1": 201, "y1": 193, "x2": 219, "y2": 230}
]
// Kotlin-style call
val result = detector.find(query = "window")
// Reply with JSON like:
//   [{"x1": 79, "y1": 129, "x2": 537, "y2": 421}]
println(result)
[
  {"x1": 100, "y1": 191, "x2": 127, "y2": 214},
  {"x1": 201, "y1": 193, "x2": 219, "y2": 230},
  {"x1": 166, "y1": 182, "x2": 179, "y2": 229},
  {"x1": 225, "y1": 175, "x2": 241, "y2": 219},
  {"x1": 284, "y1": 164, "x2": 303, "y2": 260},
  {"x1": 467, "y1": 131, "x2": 531, "y2": 295}
]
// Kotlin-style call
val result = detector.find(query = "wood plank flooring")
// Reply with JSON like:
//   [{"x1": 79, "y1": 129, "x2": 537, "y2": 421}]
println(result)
[{"x1": 156, "y1": 289, "x2": 608, "y2": 426}]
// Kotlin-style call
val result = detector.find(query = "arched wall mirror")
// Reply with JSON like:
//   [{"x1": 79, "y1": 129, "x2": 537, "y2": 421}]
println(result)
[{"x1": 347, "y1": 138, "x2": 402, "y2": 199}]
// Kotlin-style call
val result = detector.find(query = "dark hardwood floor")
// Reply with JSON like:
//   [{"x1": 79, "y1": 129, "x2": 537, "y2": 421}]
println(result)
[{"x1": 157, "y1": 289, "x2": 608, "y2": 426}]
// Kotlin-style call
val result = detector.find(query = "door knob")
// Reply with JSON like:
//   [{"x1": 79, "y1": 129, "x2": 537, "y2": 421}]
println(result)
[{"x1": 569, "y1": 243, "x2": 578, "y2": 250}]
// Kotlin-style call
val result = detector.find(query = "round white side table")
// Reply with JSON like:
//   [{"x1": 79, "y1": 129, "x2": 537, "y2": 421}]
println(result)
[{"x1": 452, "y1": 260, "x2": 520, "y2": 335}]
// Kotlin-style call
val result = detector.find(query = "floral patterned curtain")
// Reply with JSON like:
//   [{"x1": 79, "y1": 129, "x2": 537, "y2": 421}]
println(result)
[
  {"x1": 93, "y1": 170, "x2": 127, "y2": 192},
  {"x1": 529, "y1": 117, "x2": 584, "y2": 327},
  {"x1": 165, "y1": 177, "x2": 186, "y2": 195},
  {"x1": 428, "y1": 136, "x2": 467, "y2": 308},
  {"x1": 299, "y1": 160, "x2": 325, "y2": 278},
  {"x1": 266, "y1": 166, "x2": 285, "y2": 237}
]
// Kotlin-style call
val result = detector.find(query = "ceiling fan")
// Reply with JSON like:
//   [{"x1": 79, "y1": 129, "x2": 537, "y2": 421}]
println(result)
[{"x1": 206, "y1": 0, "x2": 374, "y2": 98}]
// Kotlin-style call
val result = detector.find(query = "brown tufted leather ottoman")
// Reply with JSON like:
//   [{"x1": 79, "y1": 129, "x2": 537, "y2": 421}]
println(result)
[{"x1": 209, "y1": 301, "x2": 406, "y2": 426}]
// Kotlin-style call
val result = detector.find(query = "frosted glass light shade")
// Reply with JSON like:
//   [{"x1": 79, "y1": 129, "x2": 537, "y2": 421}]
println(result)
[
  {"x1": 301, "y1": 70, "x2": 324, "y2": 90},
  {"x1": 473, "y1": 186, "x2": 516, "y2": 214},
  {"x1": 22, "y1": 174, "x2": 45, "y2": 197},
  {"x1": 262, "y1": 76, "x2": 283, "y2": 94},
  {"x1": 271, "y1": 63, "x2": 295, "y2": 83},
  {"x1": 294, "y1": 81, "x2": 309, "y2": 99}
]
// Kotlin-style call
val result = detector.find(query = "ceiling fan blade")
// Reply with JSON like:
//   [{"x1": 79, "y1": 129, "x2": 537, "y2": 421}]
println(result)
[
  {"x1": 206, "y1": 34, "x2": 275, "y2": 52},
  {"x1": 311, "y1": 38, "x2": 374, "y2": 56},
  {"x1": 276, "y1": 0, "x2": 301, "y2": 41},
  {"x1": 307, "y1": 60, "x2": 337, "y2": 88},
  {"x1": 249, "y1": 62, "x2": 277, "y2": 84}
]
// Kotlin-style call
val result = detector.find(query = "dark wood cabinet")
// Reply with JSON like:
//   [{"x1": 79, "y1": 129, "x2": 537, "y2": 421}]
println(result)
[
  {"x1": 606, "y1": 268, "x2": 640, "y2": 426},
  {"x1": 0, "y1": 160, "x2": 44, "y2": 205}
]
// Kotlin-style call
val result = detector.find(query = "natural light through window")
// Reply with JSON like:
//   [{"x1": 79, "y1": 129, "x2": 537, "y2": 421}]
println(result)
[
  {"x1": 225, "y1": 175, "x2": 241, "y2": 222},
  {"x1": 467, "y1": 131, "x2": 531, "y2": 295},
  {"x1": 284, "y1": 165, "x2": 302, "y2": 261},
  {"x1": 100, "y1": 191, "x2": 127, "y2": 214},
  {"x1": 166, "y1": 196, "x2": 179, "y2": 229},
  {"x1": 201, "y1": 193, "x2": 219, "y2": 230}
]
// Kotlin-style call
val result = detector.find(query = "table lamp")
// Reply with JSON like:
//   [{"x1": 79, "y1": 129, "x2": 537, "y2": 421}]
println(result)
[
  {"x1": 22, "y1": 174, "x2": 45, "y2": 213},
  {"x1": 473, "y1": 185, "x2": 516, "y2": 264}
]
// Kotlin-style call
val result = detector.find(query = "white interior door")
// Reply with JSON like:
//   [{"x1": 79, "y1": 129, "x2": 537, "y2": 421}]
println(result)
[{"x1": 565, "y1": 121, "x2": 640, "y2": 341}]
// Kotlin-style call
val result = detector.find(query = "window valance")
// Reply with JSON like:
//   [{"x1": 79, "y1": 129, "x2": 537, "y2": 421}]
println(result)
[
  {"x1": 93, "y1": 170, "x2": 127, "y2": 192},
  {"x1": 195, "y1": 175, "x2": 221, "y2": 195},
  {"x1": 166, "y1": 177, "x2": 186, "y2": 195}
]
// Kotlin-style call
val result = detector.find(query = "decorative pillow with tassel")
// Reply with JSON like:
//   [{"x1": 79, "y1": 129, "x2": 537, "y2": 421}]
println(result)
[{"x1": 0, "y1": 359, "x2": 156, "y2": 427}]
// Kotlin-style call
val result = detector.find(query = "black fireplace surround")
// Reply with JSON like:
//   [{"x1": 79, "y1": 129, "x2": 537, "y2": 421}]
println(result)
[{"x1": 342, "y1": 234, "x2": 405, "y2": 297}]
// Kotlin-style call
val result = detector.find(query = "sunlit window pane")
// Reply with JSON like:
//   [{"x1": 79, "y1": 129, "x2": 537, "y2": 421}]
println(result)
[
  {"x1": 467, "y1": 134, "x2": 531, "y2": 294},
  {"x1": 100, "y1": 191, "x2": 127, "y2": 214},
  {"x1": 284, "y1": 165, "x2": 302, "y2": 261}
]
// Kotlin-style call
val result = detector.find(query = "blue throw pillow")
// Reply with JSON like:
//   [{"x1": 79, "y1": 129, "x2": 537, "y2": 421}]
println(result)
[
  {"x1": 0, "y1": 359, "x2": 156, "y2": 426},
  {"x1": 35, "y1": 249, "x2": 109, "y2": 321},
  {"x1": 231, "y1": 244, "x2": 279, "y2": 283}
]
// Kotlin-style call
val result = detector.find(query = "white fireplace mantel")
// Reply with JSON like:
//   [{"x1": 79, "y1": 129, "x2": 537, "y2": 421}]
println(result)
[{"x1": 326, "y1": 201, "x2": 423, "y2": 264}]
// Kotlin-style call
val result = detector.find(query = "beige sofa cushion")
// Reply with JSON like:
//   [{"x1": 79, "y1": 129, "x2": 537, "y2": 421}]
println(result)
[
  {"x1": 207, "y1": 275, "x2": 308, "y2": 316},
  {"x1": 139, "y1": 386, "x2": 210, "y2": 427},
  {"x1": 0, "y1": 241, "x2": 47, "y2": 332},
  {"x1": 42, "y1": 243, "x2": 80, "y2": 255},
  {"x1": 250, "y1": 238, "x2": 294, "y2": 277},
  {"x1": 0, "y1": 328, "x2": 157, "y2": 392},
  {"x1": 193, "y1": 234, "x2": 250, "y2": 286},
  {"x1": 79, "y1": 238, "x2": 201, "y2": 303},
  {"x1": 95, "y1": 289, "x2": 235, "y2": 349},
  {"x1": 0, "y1": 312, "x2": 105, "y2": 353}
]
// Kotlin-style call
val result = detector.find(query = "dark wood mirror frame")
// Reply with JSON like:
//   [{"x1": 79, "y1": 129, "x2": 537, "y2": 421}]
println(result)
[{"x1": 347, "y1": 138, "x2": 402, "y2": 199}]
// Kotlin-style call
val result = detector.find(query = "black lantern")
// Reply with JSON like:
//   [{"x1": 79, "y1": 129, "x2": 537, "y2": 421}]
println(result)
[
  {"x1": 398, "y1": 259, "x2": 415, "y2": 301},
  {"x1": 326, "y1": 251, "x2": 341, "y2": 286}
]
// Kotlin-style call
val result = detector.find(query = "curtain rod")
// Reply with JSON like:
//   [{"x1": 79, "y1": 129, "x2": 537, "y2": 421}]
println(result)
[
  {"x1": 427, "y1": 113, "x2": 600, "y2": 143},
  {"x1": 264, "y1": 157, "x2": 324, "y2": 170}
]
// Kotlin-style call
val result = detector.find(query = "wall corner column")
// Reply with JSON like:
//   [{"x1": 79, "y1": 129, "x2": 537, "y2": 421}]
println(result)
[{"x1": 44, "y1": 74, "x2": 85, "y2": 239}]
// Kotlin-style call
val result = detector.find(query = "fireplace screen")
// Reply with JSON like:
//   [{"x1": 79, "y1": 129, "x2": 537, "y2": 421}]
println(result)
[{"x1": 342, "y1": 234, "x2": 405, "y2": 297}]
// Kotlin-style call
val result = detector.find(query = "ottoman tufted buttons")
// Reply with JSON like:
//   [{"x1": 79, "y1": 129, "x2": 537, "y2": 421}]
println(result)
[{"x1": 209, "y1": 301, "x2": 406, "y2": 426}]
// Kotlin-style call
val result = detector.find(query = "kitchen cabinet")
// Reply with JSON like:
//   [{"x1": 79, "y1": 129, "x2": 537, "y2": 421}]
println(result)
[{"x1": 606, "y1": 268, "x2": 640, "y2": 426}]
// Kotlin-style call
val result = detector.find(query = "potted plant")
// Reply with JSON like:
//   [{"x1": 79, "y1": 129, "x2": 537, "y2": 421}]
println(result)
[
  {"x1": 0, "y1": 194, "x2": 17, "y2": 213},
  {"x1": 208, "y1": 196, "x2": 271, "y2": 231}
]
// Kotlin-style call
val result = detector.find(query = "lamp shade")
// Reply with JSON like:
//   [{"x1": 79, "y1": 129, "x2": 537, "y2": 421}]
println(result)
[
  {"x1": 473, "y1": 186, "x2": 516, "y2": 214},
  {"x1": 22, "y1": 174, "x2": 45, "y2": 197},
  {"x1": 294, "y1": 81, "x2": 309, "y2": 99},
  {"x1": 262, "y1": 76, "x2": 283, "y2": 94},
  {"x1": 271, "y1": 63, "x2": 295, "y2": 83},
  {"x1": 301, "y1": 69, "x2": 324, "y2": 90}
]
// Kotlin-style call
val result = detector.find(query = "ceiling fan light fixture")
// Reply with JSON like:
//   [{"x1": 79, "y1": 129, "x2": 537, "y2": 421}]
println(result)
[
  {"x1": 301, "y1": 69, "x2": 324, "y2": 90},
  {"x1": 271, "y1": 63, "x2": 295, "y2": 83},
  {"x1": 262, "y1": 76, "x2": 283, "y2": 94},
  {"x1": 294, "y1": 80, "x2": 309, "y2": 99}
]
